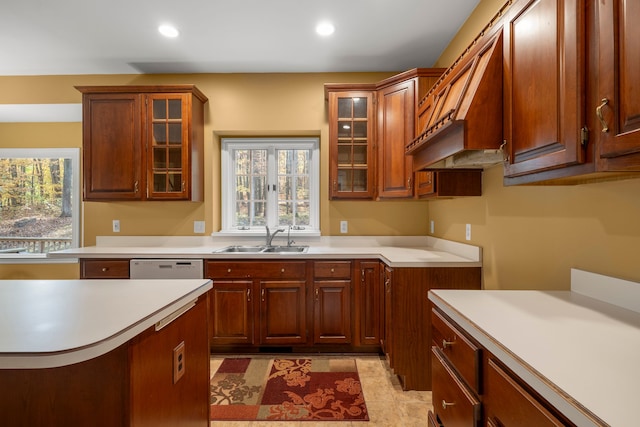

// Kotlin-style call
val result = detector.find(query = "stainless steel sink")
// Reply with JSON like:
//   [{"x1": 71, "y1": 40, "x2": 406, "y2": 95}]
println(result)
[
  {"x1": 262, "y1": 245, "x2": 309, "y2": 253},
  {"x1": 214, "y1": 245, "x2": 309, "y2": 254},
  {"x1": 214, "y1": 245, "x2": 266, "y2": 253}
]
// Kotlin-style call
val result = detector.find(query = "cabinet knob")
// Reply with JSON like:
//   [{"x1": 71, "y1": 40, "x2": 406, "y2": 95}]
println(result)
[
  {"x1": 247, "y1": 289, "x2": 251, "y2": 302},
  {"x1": 134, "y1": 180, "x2": 139, "y2": 193},
  {"x1": 281, "y1": 268, "x2": 285, "y2": 273},
  {"x1": 331, "y1": 268, "x2": 335, "y2": 273},
  {"x1": 442, "y1": 400, "x2": 456, "y2": 410},
  {"x1": 101, "y1": 267, "x2": 108, "y2": 272},
  {"x1": 227, "y1": 268, "x2": 231, "y2": 273}
]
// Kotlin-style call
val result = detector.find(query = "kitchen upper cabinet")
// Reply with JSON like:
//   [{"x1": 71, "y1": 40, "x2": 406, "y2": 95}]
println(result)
[
  {"x1": 327, "y1": 88, "x2": 376, "y2": 199},
  {"x1": 502, "y1": 0, "x2": 587, "y2": 181},
  {"x1": 593, "y1": 0, "x2": 640, "y2": 170},
  {"x1": 376, "y1": 69, "x2": 443, "y2": 199},
  {"x1": 76, "y1": 85, "x2": 207, "y2": 201}
]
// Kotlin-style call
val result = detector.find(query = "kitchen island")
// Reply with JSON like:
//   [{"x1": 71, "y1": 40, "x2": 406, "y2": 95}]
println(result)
[
  {"x1": 429, "y1": 269, "x2": 640, "y2": 427},
  {"x1": 0, "y1": 278, "x2": 212, "y2": 427}
]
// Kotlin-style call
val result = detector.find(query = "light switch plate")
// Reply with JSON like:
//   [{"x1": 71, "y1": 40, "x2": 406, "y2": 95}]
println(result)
[
  {"x1": 430, "y1": 220, "x2": 434, "y2": 234},
  {"x1": 340, "y1": 221, "x2": 348, "y2": 234},
  {"x1": 112, "y1": 220, "x2": 120, "y2": 233},
  {"x1": 465, "y1": 223, "x2": 471, "y2": 240}
]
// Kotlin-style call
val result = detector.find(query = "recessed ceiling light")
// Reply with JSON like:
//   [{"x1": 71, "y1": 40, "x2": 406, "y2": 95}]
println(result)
[
  {"x1": 158, "y1": 24, "x2": 179, "y2": 38},
  {"x1": 316, "y1": 21, "x2": 335, "y2": 36}
]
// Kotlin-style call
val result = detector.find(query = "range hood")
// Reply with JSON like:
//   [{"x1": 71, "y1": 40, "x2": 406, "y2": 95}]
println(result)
[{"x1": 406, "y1": 27, "x2": 504, "y2": 170}]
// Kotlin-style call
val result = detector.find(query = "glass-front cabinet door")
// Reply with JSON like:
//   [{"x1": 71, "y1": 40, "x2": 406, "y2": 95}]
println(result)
[
  {"x1": 328, "y1": 90, "x2": 375, "y2": 199},
  {"x1": 146, "y1": 94, "x2": 190, "y2": 199}
]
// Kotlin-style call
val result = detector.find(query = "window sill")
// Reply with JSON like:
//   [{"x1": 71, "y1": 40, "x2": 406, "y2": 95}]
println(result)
[{"x1": 213, "y1": 229, "x2": 321, "y2": 238}]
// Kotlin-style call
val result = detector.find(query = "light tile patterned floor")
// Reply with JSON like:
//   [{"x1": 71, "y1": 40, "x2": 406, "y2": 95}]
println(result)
[{"x1": 210, "y1": 355, "x2": 433, "y2": 427}]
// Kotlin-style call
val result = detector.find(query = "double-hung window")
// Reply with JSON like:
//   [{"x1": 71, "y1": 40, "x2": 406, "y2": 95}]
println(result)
[
  {"x1": 0, "y1": 148, "x2": 80, "y2": 256},
  {"x1": 221, "y1": 138, "x2": 319, "y2": 234}
]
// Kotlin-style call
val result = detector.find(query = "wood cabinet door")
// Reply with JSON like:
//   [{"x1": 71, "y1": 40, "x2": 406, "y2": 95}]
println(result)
[
  {"x1": 210, "y1": 281, "x2": 254, "y2": 345},
  {"x1": 259, "y1": 280, "x2": 307, "y2": 345},
  {"x1": 503, "y1": 0, "x2": 586, "y2": 178},
  {"x1": 594, "y1": 0, "x2": 640, "y2": 166},
  {"x1": 145, "y1": 93, "x2": 192, "y2": 200},
  {"x1": 313, "y1": 280, "x2": 352, "y2": 344},
  {"x1": 328, "y1": 91, "x2": 376, "y2": 199},
  {"x1": 377, "y1": 80, "x2": 415, "y2": 199},
  {"x1": 82, "y1": 93, "x2": 143, "y2": 200},
  {"x1": 382, "y1": 266, "x2": 393, "y2": 365},
  {"x1": 355, "y1": 261, "x2": 382, "y2": 346}
]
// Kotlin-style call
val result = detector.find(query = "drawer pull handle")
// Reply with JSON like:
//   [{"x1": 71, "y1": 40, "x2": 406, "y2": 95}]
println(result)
[
  {"x1": 442, "y1": 339, "x2": 456, "y2": 348},
  {"x1": 442, "y1": 400, "x2": 456, "y2": 410},
  {"x1": 596, "y1": 97, "x2": 609, "y2": 133},
  {"x1": 247, "y1": 289, "x2": 251, "y2": 302}
]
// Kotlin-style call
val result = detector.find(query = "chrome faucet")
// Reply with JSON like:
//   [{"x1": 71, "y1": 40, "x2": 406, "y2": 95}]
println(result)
[{"x1": 265, "y1": 225, "x2": 285, "y2": 247}]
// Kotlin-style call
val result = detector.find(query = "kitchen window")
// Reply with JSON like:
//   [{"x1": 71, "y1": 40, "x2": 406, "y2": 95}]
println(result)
[
  {"x1": 220, "y1": 138, "x2": 319, "y2": 234},
  {"x1": 0, "y1": 148, "x2": 80, "y2": 257}
]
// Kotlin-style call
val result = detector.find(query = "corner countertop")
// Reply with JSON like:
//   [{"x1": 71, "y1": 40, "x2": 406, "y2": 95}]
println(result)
[
  {"x1": 429, "y1": 269, "x2": 640, "y2": 427},
  {"x1": 0, "y1": 278, "x2": 212, "y2": 369},
  {"x1": 47, "y1": 235, "x2": 482, "y2": 268}
]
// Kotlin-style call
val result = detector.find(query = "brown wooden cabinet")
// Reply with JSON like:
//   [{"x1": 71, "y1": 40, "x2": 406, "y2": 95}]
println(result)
[
  {"x1": 206, "y1": 260, "x2": 307, "y2": 347},
  {"x1": 259, "y1": 279, "x2": 307, "y2": 345},
  {"x1": 592, "y1": 0, "x2": 640, "y2": 171},
  {"x1": 208, "y1": 280, "x2": 254, "y2": 345},
  {"x1": 376, "y1": 69, "x2": 443, "y2": 199},
  {"x1": 0, "y1": 293, "x2": 210, "y2": 427},
  {"x1": 354, "y1": 260, "x2": 382, "y2": 346},
  {"x1": 415, "y1": 170, "x2": 482, "y2": 199},
  {"x1": 76, "y1": 85, "x2": 207, "y2": 201},
  {"x1": 383, "y1": 266, "x2": 481, "y2": 391},
  {"x1": 326, "y1": 88, "x2": 377, "y2": 199},
  {"x1": 312, "y1": 261, "x2": 352, "y2": 344},
  {"x1": 502, "y1": 0, "x2": 587, "y2": 181},
  {"x1": 430, "y1": 307, "x2": 576, "y2": 427},
  {"x1": 80, "y1": 259, "x2": 130, "y2": 278}
]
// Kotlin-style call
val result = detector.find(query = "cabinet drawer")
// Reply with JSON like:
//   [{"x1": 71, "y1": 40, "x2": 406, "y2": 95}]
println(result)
[
  {"x1": 484, "y1": 358, "x2": 572, "y2": 427},
  {"x1": 432, "y1": 308, "x2": 482, "y2": 393},
  {"x1": 313, "y1": 261, "x2": 351, "y2": 279},
  {"x1": 206, "y1": 261, "x2": 306, "y2": 279},
  {"x1": 427, "y1": 410, "x2": 440, "y2": 427},
  {"x1": 81, "y1": 259, "x2": 130, "y2": 279},
  {"x1": 432, "y1": 347, "x2": 481, "y2": 426}
]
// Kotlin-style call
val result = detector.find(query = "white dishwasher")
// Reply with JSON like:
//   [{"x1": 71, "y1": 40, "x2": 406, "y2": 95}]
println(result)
[{"x1": 130, "y1": 259, "x2": 204, "y2": 279}]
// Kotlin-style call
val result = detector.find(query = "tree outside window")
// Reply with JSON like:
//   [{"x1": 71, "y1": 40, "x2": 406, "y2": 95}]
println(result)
[
  {"x1": 0, "y1": 148, "x2": 80, "y2": 254},
  {"x1": 221, "y1": 138, "x2": 319, "y2": 233}
]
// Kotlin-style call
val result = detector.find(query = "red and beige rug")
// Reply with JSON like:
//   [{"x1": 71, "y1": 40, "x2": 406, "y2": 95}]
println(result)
[{"x1": 210, "y1": 358, "x2": 369, "y2": 421}]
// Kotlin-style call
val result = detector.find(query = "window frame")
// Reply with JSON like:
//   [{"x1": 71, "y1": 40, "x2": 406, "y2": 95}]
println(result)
[
  {"x1": 220, "y1": 137, "x2": 320, "y2": 235},
  {"x1": 0, "y1": 148, "x2": 81, "y2": 261}
]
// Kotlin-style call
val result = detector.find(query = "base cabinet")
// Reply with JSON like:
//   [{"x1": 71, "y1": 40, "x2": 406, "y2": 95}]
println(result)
[
  {"x1": 430, "y1": 307, "x2": 576, "y2": 427},
  {"x1": 383, "y1": 267, "x2": 482, "y2": 390},
  {"x1": 0, "y1": 294, "x2": 210, "y2": 427}
]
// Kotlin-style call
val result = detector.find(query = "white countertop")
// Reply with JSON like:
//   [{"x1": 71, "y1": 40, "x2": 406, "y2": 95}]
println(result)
[
  {"x1": 47, "y1": 235, "x2": 482, "y2": 268},
  {"x1": 0, "y1": 278, "x2": 212, "y2": 369},
  {"x1": 429, "y1": 269, "x2": 640, "y2": 427}
]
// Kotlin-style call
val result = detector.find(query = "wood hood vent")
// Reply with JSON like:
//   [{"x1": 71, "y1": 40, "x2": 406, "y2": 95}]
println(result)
[{"x1": 406, "y1": 29, "x2": 504, "y2": 170}]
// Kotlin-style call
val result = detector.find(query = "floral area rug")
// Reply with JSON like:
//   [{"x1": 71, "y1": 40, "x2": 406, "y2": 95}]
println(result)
[{"x1": 210, "y1": 358, "x2": 369, "y2": 421}]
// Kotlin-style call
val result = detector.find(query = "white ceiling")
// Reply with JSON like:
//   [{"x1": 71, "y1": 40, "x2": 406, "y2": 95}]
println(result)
[{"x1": 1, "y1": 0, "x2": 480, "y2": 76}]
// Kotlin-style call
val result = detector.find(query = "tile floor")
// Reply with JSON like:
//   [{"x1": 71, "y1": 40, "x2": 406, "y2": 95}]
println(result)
[{"x1": 210, "y1": 354, "x2": 433, "y2": 427}]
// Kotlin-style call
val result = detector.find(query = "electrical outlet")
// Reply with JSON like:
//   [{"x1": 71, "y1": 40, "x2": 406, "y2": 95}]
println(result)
[
  {"x1": 340, "y1": 221, "x2": 348, "y2": 234},
  {"x1": 194, "y1": 221, "x2": 205, "y2": 233},
  {"x1": 112, "y1": 220, "x2": 120, "y2": 233},
  {"x1": 465, "y1": 223, "x2": 471, "y2": 241},
  {"x1": 430, "y1": 220, "x2": 435, "y2": 234},
  {"x1": 173, "y1": 341, "x2": 185, "y2": 384}
]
